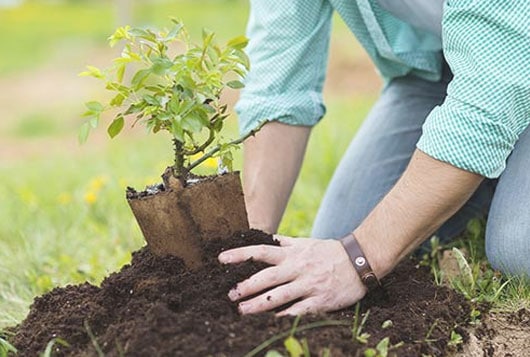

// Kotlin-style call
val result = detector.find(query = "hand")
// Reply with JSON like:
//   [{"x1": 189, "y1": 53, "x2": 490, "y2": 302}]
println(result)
[{"x1": 218, "y1": 235, "x2": 367, "y2": 316}]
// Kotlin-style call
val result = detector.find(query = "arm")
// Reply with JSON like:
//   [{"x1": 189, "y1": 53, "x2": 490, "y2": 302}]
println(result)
[
  {"x1": 236, "y1": 0, "x2": 333, "y2": 231},
  {"x1": 220, "y1": 150, "x2": 483, "y2": 315},
  {"x1": 355, "y1": 149, "x2": 483, "y2": 278},
  {"x1": 244, "y1": 122, "x2": 311, "y2": 233},
  {"x1": 220, "y1": 2, "x2": 529, "y2": 315}
]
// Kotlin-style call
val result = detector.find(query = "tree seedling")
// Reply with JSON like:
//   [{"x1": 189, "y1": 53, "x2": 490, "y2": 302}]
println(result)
[
  {"x1": 79, "y1": 21, "x2": 257, "y2": 267},
  {"x1": 80, "y1": 20, "x2": 254, "y2": 182}
]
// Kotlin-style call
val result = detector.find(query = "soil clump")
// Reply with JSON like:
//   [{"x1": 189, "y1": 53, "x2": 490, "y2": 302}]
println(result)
[{"x1": 10, "y1": 230, "x2": 470, "y2": 356}]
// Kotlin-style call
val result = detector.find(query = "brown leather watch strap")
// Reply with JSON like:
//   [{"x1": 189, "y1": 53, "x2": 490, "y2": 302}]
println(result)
[{"x1": 340, "y1": 233, "x2": 381, "y2": 291}]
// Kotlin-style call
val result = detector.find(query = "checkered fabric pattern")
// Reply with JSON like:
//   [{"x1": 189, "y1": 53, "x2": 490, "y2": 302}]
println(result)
[
  {"x1": 416, "y1": 1, "x2": 530, "y2": 178},
  {"x1": 236, "y1": 0, "x2": 529, "y2": 178}
]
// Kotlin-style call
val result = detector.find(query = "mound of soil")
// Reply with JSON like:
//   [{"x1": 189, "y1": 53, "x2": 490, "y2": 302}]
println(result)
[{"x1": 10, "y1": 230, "x2": 470, "y2": 356}]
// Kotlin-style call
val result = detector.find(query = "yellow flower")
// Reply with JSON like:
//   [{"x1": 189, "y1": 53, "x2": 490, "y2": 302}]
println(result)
[
  {"x1": 190, "y1": 153, "x2": 218, "y2": 169},
  {"x1": 89, "y1": 176, "x2": 108, "y2": 192},
  {"x1": 84, "y1": 191, "x2": 97, "y2": 205},
  {"x1": 203, "y1": 157, "x2": 218, "y2": 169},
  {"x1": 57, "y1": 193, "x2": 72, "y2": 205},
  {"x1": 18, "y1": 188, "x2": 37, "y2": 206}
]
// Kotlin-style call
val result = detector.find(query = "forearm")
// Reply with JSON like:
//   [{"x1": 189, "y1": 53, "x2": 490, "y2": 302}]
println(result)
[
  {"x1": 243, "y1": 121, "x2": 311, "y2": 233},
  {"x1": 354, "y1": 149, "x2": 484, "y2": 278}
]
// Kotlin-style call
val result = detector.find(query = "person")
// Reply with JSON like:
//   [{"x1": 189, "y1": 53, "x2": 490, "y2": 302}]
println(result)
[{"x1": 217, "y1": 1, "x2": 530, "y2": 316}]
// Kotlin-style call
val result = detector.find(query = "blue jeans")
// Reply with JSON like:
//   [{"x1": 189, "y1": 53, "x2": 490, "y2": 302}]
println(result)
[{"x1": 311, "y1": 65, "x2": 530, "y2": 277}]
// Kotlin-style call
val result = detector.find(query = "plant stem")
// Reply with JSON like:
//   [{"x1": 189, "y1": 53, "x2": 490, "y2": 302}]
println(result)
[
  {"x1": 172, "y1": 138, "x2": 185, "y2": 177},
  {"x1": 186, "y1": 120, "x2": 267, "y2": 172}
]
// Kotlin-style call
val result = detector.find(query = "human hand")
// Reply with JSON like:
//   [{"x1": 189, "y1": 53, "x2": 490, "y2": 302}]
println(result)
[{"x1": 218, "y1": 235, "x2": 367, "y2": 316}]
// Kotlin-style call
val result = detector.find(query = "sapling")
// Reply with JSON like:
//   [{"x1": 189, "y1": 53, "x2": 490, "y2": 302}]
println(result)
[
  {"x1": 80, "y1": 20, "x2": 257, "y2": 184},
  {"x1": 79, "y1": 20, "x2": 257, "y2": 267}
]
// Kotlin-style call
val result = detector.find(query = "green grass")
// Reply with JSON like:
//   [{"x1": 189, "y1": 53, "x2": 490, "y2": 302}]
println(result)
[
  {"x1": 1, "y1": 0, "x2": 528, "y2": 346},
  {"x1": 0, "y1": 95, "x2": 367, "y2": 327},
  {"x1": 0, "y1": 0, "x2": 249, "y2": 75},
  {"x1": 0, "y1": 2, "x2": 112, "y2": 74}
]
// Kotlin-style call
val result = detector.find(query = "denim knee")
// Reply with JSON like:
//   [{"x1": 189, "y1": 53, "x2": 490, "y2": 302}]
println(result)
[{"x1": 485, "y1": 225, "x2": 530, "y2": 278}]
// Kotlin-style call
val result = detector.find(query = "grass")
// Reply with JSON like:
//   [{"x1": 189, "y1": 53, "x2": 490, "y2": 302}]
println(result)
[
  {"x1": 0, "y1": 0, "x2": 528, "y2": 352},
  {"x1": 0, "y1": 93, "x2": 368, "y2": 327},
  {"x1": 0, "y1": 0, "x2": 250, "y2": 75}
]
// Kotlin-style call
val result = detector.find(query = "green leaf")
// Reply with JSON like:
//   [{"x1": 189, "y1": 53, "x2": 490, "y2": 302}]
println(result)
[
  {"x1": 375, "y1": 337, "x2": 389, "y2": 357},
  {"x1": 107, "y1": 115, "x2": 125, "y2": 138},
  {"x1": 85, "y1": 101, "x2": 104, "y2": 113},
  {"x1": 363, "y1": 348, "x2": 377, "y2": 357},
  {"x1": 89, "y1": 116, "x2": 99, "y2": 129},
  {"x1": 143, "y1": 95, "x2": 160, "y2": 106},
  {"x1": 128, "y1": 28, "x2": 157, "y2": 43},
  {"x1": 202, "y1": 28, "x2": 215, "y2": 48},
  {"x1": 116, "y1": 63, "x2": 126, "y2": 83},
  {"x1": 78, "y1": 122, "x2": 91, "y2": 144},
  {"x1": 151, "y1": 57, "x2": 174, "y2": 76},
  {"x1": 131, "y1": 69, "x2": 152, "y2": 89},
  {"x1": 227, "y1": 35, "x2": 249, "y2": 50},
  {"x1": 108, "y1": 25, "x2": 130, "y2": 47},
  {"x1": 79, "y1": 65, "x2": 104, "y2": 79},
  {"x1": 219, "y1": 150, "x2": 233, "y2": 172},
  {"x1": 0, "y1": 336, "x2": 17, "y2": 356},
  {"x1": 381, "y1": 320, "x2": 393, "y2": 329},
  {"x1": 264, "y1": 351, "x2": 284, "y2": 357},
  {"x1": 226, "y1": 80, "x2": 245, "y2": 89},
  {"x1": 171, "y1": 119, "x2": 184, "y2": 142},
  {"x1": 453, "y1": 248, "x2": 474, "y2": 289},
  {"x1": 166, "y1": 22, "x2": 183, "y2": 41},
  {"x1": 182, "y1": 113, "x2": 204, "y2": 133},
  {"x1": 110, "y1": 93, "x2": 126, "y2": 107},
  {"x1": 284, "y1": 336, "x2": 303, "y2": 357},
  {"x1": 41, "y1": 338, "x2": 69, "y2": 357}
]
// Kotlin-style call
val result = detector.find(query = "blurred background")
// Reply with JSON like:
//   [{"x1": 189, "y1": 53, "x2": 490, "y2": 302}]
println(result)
[{"x1": 0, "y1": 0, "x2": 380, "y2": 327}]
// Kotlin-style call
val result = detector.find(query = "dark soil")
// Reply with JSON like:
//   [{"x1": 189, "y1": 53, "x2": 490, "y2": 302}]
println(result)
[{"x1": 10, "y1": 230, "x2": 470, "y2": 356}]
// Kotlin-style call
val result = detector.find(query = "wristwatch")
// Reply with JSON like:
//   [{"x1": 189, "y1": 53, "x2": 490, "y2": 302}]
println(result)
[{"x1": 340, "y1": 233, "x2": 381, "y2": 291}]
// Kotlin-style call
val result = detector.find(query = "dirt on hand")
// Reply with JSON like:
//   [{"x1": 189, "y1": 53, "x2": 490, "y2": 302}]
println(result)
[{"x1": 10, "y1": 230, "x2": 471, "y2": 357}]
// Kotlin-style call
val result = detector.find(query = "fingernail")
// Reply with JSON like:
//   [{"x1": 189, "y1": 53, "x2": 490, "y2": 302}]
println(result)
[
  {"x1": 228, "y1": 289, "x2": 239, "y2": 301},
  {"x1": 218, "y1": 252, "x2": 231, "y2": 264}
]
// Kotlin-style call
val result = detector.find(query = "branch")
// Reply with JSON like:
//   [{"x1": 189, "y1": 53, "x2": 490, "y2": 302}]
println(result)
[{"x1": 186, "y1": 120, "x2": 267, "y2": 172}]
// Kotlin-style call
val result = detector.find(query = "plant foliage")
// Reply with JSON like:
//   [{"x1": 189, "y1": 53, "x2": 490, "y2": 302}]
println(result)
[{"x1": 80, "y1": 20, "x2": 251, "y2": 177}]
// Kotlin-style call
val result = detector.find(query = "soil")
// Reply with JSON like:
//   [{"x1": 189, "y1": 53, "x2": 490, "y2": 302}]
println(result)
[
  {"x1": 10, "y1": 230, "x2": 471, "y2": 357},
  {"x1": 456, "y1": 308, "x2": 530, "y2": 357}
]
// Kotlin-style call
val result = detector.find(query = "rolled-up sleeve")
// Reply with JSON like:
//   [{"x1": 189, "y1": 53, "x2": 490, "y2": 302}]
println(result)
[
  {"x1": 236, "y1": 0, "x2": 333, "y2": 135},
  {"x1": 417, "y1": 1, "x2": 530, "y2": 178}
]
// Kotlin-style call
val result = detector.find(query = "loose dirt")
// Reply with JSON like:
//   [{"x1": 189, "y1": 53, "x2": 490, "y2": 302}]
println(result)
[
  {"x1": 10, "y1": 230, "x2": 471, "y2": 357},
  {"x1": 456, "y1": 308, "x2": 530, "y2": 357}
]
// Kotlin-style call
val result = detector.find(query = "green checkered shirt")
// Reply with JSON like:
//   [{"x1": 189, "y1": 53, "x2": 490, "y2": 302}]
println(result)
[{"x1": 236, "y1": 0, "x2": 530, "y2": 178}]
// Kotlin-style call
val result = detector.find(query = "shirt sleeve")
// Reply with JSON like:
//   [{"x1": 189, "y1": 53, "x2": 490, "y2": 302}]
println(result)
[
  {"x1": 416, "y1": 1, "x2": 530, "y2": 178},
  {"x1": 235, "y1": 0, "x2": 333, "y2": 135}
]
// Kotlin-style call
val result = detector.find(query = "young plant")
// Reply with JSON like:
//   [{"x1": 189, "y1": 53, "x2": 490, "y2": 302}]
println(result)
[
  {"x1": 0, "y1": 334, "x2": 17, "y2": 357},
  {"x1": 363, "y1": 337, "x2": 404, "y2": 357},
  {"x1": 40, "y1": 338, "x2": 70, "y2": 357},
  {"x1": 80, "y1": 20, "x2": 254, "y2": 181},
  {"x1": 352, "y1": 303, "x2": 371, "y2": 344}
]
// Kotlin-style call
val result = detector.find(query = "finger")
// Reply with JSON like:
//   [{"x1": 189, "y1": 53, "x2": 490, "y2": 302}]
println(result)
[
  {"x1": 272, "y1": 235, "x2": 299, "y2": 247},
  {"x1": 228, "y1": 265, "x2": 296, "y2": 301},
  {"x1": 238, "y1": 282, "x2": 305, "y2": 315},
  {"x1": 218, "y1": 244, "x2": 285, "y2": 265},
  {"x1": 276, "y1": 297, "x2": 321, "y2": 316}
]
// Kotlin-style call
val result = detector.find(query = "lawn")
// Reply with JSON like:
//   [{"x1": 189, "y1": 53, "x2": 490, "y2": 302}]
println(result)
[
  {"x1": 0, "y1": 0, "x2": 369, "y2": 328},
  {"x1": 0, "y1": 0, "x2": 528, "y2": 355}
]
